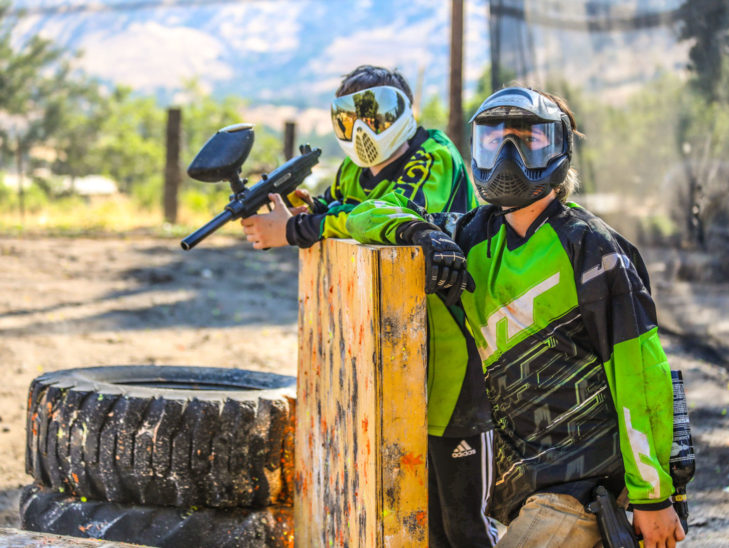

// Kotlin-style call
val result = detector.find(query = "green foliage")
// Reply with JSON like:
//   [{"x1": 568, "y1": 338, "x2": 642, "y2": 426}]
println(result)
[
  {"x1": 48, "y1": 78, "x2": 110, "y2": 180},
  {"x1": 0, "y1": 181, "x2": 52, "y2": 213},
  {"x1": 640, "y1": 214, "x2": 677, "y2": 245},
  {"x1": 418, "y1": 66, "x2": 494, "y2": 161},
  {"x1": 418, "y1": 95, "x2": 448, "y2": 132},
  {"x1": 466, "y1": 65, "x2": 493, "y2": 117},
  {"x1": 0, "y1": 11, "x2": 289, "y2": 224},
  {"x1": 1, "y1": 0, "x2": 111, "y2": 202},
  {"x1": 130, "y1": 173, "x2": 164, "y2": 211},
  {"x1": 2, "y1": 5, "x2": 725, "y2": 260},
  {"x1": 0, "y1": 5, "x2": 62, "y2": 116},
  {"x1": 92, "y1": 87, "x2": 165, "y2": 194},
  {"x1": 0, "y1": 2, "x2": 67, "y2": 163},
  {"x1": 178, "y1": 79, "x2": 247, "y2": 169},
  {"x1": 180, "y1": 185, "x2": 231, "y2": 217},
  {"x1": 243, "y1": 124, "x2": 284, "y2": 172},
  {"x1": 179, "y1": 78, "x2": 283, "y2": 169},
  {"x1": 0, "y1": 177, "x2": 12, "y2": 203},
  {"x1": 352, "y1": 90, "x2": 378, "y2": 120}
]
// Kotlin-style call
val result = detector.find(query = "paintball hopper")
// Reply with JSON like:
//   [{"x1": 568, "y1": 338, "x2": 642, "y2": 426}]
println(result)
[{"x1": 187, "y1": 123, "x2": 255, "y2": 185}]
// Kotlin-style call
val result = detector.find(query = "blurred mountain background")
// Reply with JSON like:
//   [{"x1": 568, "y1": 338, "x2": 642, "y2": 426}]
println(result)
[
  {"x1": 1, "y1": 0, "x2": 727, "y2": 258},
  {"x1": 8, "y1": 0, "x2": 690, "y2": 129},
  {"x1": 9, "y1": 0, "x2": 493, "y2": 134}
]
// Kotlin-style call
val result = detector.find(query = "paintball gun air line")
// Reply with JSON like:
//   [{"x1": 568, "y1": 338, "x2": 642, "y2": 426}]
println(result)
[
  {"x1": 181, "y1": 123, "x2": 321, "y2": 250},
  {"x1": 587, "y1": 369, "x2": 696, "y2": 548}
]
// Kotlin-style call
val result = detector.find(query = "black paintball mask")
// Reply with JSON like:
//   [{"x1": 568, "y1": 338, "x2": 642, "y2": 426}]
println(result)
[{"x1": 470, "y1": 87, "x2": 573, "y2": 208}]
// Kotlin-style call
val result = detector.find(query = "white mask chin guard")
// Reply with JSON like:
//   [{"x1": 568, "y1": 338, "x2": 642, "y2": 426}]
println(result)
[{"x1": 336, "y1": 109, "x2": 417, "y2": 168}]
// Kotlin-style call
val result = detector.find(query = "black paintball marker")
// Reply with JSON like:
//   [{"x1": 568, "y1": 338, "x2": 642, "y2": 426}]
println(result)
[
  {"x1": 587, "y1": 485, "x2": 641, "y2": 548},
  {"x1": 181, "y1": 123, "x2": 321, "y2": 250}
]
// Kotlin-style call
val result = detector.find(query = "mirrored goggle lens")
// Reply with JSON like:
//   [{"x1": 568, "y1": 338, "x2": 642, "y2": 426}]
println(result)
[
  {"x1": 331, "y1": 86, "x2": 407, "y2": 142},
  {"x1": 472, "y1": 120, "x2": 565, "y2": 170}
]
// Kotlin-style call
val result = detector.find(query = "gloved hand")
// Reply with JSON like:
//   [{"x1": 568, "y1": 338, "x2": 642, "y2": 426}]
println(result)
[{"x1": 410, "y1": 229, "x2": 475, "y2": 305}]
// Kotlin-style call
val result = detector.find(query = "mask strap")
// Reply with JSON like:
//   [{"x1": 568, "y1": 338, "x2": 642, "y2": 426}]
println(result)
[
  {"x1": 496, "y1": 204, "x2": 530, "y2": 217},
  {"x1": 486, "y1": 202, "x2": 534, "y2": 258}
]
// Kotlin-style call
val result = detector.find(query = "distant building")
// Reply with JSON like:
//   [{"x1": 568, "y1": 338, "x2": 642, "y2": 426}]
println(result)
[
  {"x1": 61, "y1": 175, "x2": 119, "y2": 196},
  {"x1": 0, "y1": 172, "x2": 118, "y2": 196}
]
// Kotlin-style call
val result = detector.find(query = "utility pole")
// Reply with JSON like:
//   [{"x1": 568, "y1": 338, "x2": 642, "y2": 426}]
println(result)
[
  {"x1": 164, "y1": 107, "x2": 182, "y2": 224},
  {"x1": 448, "y1": 0, "x2": 465, "y2": 155},
  {"x1": 489, "y1": 0, "x2": 502, "y2": 93}
]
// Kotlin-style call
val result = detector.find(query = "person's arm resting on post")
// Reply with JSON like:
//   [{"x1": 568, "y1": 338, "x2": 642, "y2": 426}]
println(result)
[{"x1": 346, "y1": 192, "x2": 474, "y2": 305}]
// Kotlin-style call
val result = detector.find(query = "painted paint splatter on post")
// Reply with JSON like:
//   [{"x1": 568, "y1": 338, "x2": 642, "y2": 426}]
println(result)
[{"x1": 400, "y1": 452, "x2": 424, "y2": 474}]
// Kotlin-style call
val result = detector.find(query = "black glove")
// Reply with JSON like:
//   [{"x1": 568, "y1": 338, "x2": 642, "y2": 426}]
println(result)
[{"x1": 410, "y1": 229, "x2": 475, "y2": 305}]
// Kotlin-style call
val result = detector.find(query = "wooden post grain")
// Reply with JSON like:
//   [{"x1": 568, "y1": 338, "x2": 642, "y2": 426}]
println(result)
[{"x1": 295, "y1": 239, "x2": 428, "y2": 547}]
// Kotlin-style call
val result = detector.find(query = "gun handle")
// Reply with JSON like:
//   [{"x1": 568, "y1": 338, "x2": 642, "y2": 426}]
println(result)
[{"x1": 587, "y1": 486, "x2": 640, "y2": 548}]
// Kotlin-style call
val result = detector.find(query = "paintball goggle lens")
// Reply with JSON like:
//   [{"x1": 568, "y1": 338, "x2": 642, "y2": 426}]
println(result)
[
  {"x1": 473, "y1": 108, "x2": 567, "y2": 170},
  {"x1": 331, "y1": 86, "x2": 409, "y2": 142}
]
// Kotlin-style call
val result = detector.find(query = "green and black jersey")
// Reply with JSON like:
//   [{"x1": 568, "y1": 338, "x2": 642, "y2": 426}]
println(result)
[
  {"x1": 346, "y1": 194, "x2": 675, "y2": 523},
  {"x1": 285, "y1": 128, "x2": 474, "y2": 249},
  {"x1": 287, "y1": 127, "x2": 491, "y2": 438}
]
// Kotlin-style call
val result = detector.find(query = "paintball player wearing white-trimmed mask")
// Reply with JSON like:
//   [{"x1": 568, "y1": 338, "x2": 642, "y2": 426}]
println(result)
[{"x1": 241, "y1": 65, "x2": 498, "y2": 547}]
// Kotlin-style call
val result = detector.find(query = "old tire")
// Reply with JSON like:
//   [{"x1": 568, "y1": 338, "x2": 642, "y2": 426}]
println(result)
[
  {"x1": 20, "y1": 484, "x2": 293, "y2": 548},
  {"x1": 26, "y1": 366, "x2": 296, "y2": 508}
]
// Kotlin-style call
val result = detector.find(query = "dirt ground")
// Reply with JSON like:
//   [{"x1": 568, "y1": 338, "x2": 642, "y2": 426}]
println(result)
[{"x1": 0, "y1": 235, "x2": 728, "y2": 547}]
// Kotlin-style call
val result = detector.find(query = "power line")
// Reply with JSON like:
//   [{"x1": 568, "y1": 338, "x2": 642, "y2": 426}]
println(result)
[{"x1": 10, "y1": 0, "x2": 284, "y2": 17}]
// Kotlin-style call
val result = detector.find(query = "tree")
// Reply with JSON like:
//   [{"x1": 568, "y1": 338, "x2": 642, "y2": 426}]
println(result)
[
  {"x1": 179, "y1": 78, "x2": 282, "y2": 175},
  {"x1": 419, "y1": 66, "x2": 494, "y2": 159},
  {"x1": 674, "y1": 0, "x2": 729, "y2": 251},
  {"x1": 677, "y1": 0, "x2": 729, "y2": 103},
  {"x1": 1, "y1": 3, "x2": 69, "y2": 212},
  {"x1": 1, "y1": 2, "x2": 111, "y2": 205},
  {"x1": 47, "y1": 77, "x2": 110, "y2": 189},
  {"x1": 91, "y1": 86, "x2": 166, "y2": 196}
]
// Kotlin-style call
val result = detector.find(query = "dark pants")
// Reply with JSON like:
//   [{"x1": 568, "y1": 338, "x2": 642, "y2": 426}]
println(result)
[{"x1": 428, "y1": 431, "x2": 499, "y2": 547}]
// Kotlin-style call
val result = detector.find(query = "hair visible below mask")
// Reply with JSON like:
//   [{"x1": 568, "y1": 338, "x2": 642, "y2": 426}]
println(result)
[{"x1": 336, "y1": 65, "x2": 414, "y2": 103}]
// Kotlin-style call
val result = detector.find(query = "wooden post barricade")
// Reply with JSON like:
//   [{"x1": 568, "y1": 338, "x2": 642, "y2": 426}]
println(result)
[{"x1": 295, "y1": 239, "x2": 428, "y2": 547}]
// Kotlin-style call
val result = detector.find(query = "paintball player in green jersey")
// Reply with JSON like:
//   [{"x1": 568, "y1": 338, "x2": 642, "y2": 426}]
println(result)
[
  {"x1": 241, "y1": 65, "x2": 497, "y2": 547},
  {"x1": 345, "y1": 86, "x2": 688, "y2": 548}
]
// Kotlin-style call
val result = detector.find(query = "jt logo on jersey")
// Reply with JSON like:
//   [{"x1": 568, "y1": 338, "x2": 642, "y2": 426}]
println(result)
[{"x1": 480, "y1": 272, "x2": 561, "y2": 360}]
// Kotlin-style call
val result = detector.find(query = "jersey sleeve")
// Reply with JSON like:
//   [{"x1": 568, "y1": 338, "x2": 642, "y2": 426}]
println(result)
[
  {"x1": 290, "y1": 131, "x2": 475, "y2": 248},
  {"x1": 391, "y1": 140, "x2": 476, "y2": 213},
  {"x1": 346, "y1": 192, "x2": 440, "y2": 244},
  {"x1": 577, "y1": 234, "x2": 674, "y2": 507},
  {"x1": 286, "y1": 205, "x2": 357, "y2": 248},
  {"x1": 285, "y1": 164, "x2": 356, "y2": 248}
]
